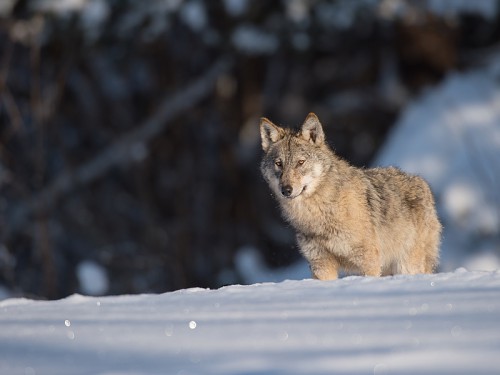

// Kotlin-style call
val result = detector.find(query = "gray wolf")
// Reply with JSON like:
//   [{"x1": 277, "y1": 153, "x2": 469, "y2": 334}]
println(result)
[{"x1": 259, "y1": 113, "x2": 441, "y2": 279}]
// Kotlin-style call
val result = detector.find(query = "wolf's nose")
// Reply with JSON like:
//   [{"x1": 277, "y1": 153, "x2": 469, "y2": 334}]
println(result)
[{"x1": 281, "y1": 185, "x2": 293, "y2": 197}]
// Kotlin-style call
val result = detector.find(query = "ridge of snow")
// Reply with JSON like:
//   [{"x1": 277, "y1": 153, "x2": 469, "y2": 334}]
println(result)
[{"x1": 1, "y1": 270, "x2": 499, "y2": 375}]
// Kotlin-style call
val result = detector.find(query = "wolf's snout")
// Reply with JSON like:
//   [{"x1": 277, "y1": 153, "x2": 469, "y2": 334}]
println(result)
[{"x1": 281, "y1": 185, "x2": 293, "y2": 197}]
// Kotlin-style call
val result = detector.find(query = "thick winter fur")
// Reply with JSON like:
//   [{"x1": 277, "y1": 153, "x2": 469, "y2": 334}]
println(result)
[{"x1": 260, "y1": 113, "x2": 441, "y2": 280}]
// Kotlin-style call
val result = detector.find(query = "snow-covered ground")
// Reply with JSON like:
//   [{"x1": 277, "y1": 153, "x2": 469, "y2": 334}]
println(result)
[{"x1": 1, "y1": 270, "x2": 499, "y2": 375}]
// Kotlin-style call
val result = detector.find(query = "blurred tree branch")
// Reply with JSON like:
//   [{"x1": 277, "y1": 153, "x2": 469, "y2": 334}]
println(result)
[{"x1": 7, "y1": 56, "x2": 233, "y2": 237}]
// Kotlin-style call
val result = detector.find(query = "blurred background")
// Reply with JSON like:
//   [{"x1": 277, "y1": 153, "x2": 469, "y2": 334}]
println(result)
[{"x1": 0, "y1": 0, "x2": 499, "y2": 300}]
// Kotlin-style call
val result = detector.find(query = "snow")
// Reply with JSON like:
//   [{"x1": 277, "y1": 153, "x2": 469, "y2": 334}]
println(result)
[
  {"x1": 76, "y1": 260, "x2": 109, "y2": 296},
  {"x1": 374, "y1": 64, "x2": 500, "y2": 272},
  {"x1": 1, "y1": 270, "x2": 499, "y2": 374}
]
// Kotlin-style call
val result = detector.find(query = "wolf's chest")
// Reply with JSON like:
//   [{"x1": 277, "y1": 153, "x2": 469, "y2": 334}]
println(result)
[{"x1": 281, "y1": 198, "x2": 340, "y2": 236}]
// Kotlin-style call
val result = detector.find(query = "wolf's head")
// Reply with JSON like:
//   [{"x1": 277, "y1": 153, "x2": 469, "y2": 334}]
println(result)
[{"x1": 259, "y1": 113, "x2": 333, "y2": 200}]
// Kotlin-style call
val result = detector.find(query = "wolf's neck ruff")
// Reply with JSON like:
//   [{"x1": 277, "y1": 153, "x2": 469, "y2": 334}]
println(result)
[{"x1": 259, "y1": 113, "x2": 441, "y2": 280}]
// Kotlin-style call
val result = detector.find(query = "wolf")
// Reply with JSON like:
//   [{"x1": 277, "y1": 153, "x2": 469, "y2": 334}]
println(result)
[{"x1": 259, "y1": 113, "x2": 441, "y2": 280}]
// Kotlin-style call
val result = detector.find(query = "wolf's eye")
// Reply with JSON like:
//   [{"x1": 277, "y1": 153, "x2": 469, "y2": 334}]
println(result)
[
  {"x1": 275, "y1": 160, "x2": 283, "y2": 168},
  {"x1": 297, "y1": 159, "x2": 305, "y2": 166}
]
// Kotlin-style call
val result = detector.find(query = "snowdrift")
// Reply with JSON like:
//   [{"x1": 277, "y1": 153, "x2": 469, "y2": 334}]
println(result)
[{"x1": 1, "y1": 270, "x2": 499, "y2": 375}]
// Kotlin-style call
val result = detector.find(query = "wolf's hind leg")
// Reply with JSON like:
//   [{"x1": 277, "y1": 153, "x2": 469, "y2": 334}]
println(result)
[
  {"x1": 423, "y1": 223, "x2": 440, "y2": 273},
  {"x1": 402, "y1": 232, "x2": 440, "y2": 275},
  {"x1": 400, "y1": 242, "x2": 432, "y2": 275}
]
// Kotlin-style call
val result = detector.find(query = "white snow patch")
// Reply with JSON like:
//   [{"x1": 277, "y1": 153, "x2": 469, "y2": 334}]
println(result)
[
  {"x1": 0, "y1": 271, "x2": 499, "y2": 374},
  {"x1": 443, "y1": 182, "x2": 480, "y2": 223},
  {"x1": 465, "y1": 252, "x2": 500, "y2": 272},
  {"x1": 76, "y1": 260, "x2": 109, "y2": 296}
]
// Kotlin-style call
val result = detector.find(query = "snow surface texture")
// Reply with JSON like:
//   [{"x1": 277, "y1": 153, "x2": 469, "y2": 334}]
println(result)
[
  {"x1": 375, "y1": 64, "x2": 500, "y2": 272},
  {"x1": 1, "y1": 270, "x2": 499, "y2": 375}
]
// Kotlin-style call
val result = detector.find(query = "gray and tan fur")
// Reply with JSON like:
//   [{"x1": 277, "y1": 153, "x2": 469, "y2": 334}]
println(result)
[{"x1": 260, "y1": 113, "x2": 441, "y2": 280}]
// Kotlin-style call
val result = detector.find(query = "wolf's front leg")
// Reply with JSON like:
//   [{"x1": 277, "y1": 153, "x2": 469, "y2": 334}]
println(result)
[
  {"x1": 297, "y1": 233, "x2": 339, "y2": 280},
  {"x1": 310, "y1": 258, "x2": 339, "y2": 280}
]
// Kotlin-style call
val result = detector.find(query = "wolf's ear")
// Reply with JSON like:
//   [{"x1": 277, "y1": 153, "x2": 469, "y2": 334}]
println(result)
[
  {"x1": 301, "y1": 113, "x2": 325, "y2": 145},
  {"x1": 260, "y1": 117, "x2": 284, "y2": 152}
]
